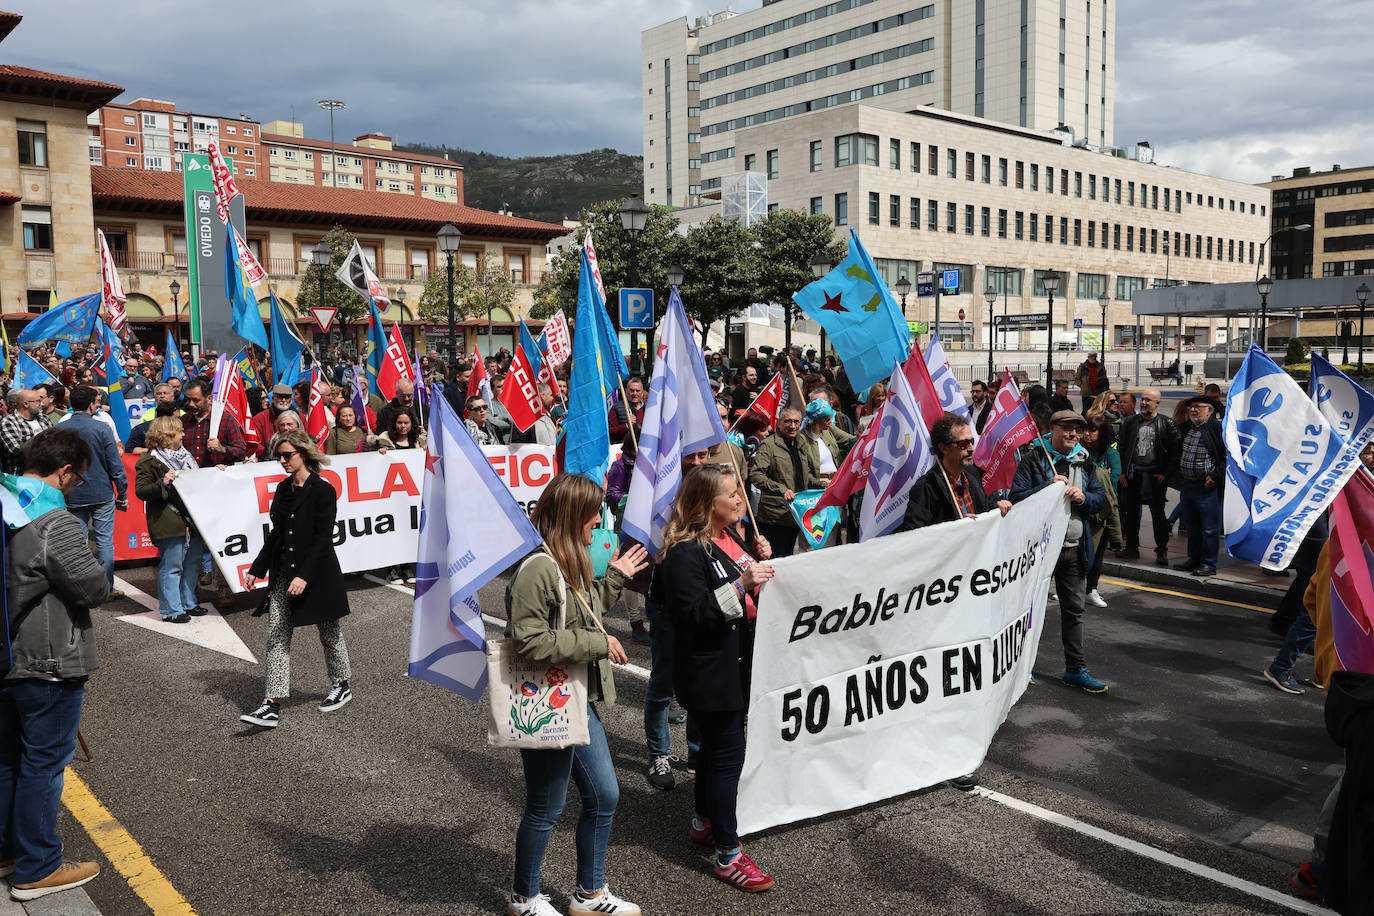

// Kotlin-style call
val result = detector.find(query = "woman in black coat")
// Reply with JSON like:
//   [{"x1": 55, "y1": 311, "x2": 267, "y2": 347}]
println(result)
[
  {"x1": 239, "y1": 429, "x2": 351, "y2": 729},
  {"x1": 652, "y1": 464, "x2": 776, "y2": 894}
]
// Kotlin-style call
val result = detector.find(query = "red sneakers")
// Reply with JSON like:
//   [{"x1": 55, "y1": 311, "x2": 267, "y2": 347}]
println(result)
[
  {"x1": 713, "y1": 850, "x2": 774, "y2": 893},
  {"x1": 688, "y1": 819, "x2": 714, "y2": 846}
]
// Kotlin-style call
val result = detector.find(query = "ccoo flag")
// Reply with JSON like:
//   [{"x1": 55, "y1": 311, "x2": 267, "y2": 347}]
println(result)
[
  {"x1": 792, "y1": 228, "x2": 911, "y2": 393},
  {"x1": 1310, "y1": 352, "x2": 1374, "y2": 454},
  {"x1": 410, "y1": 394, "x2": 543, "y2": 700},
  {"x1": 499, "y1": 320, "x2": 545, "y2": 433},
  {"x1": 1224, "y1": 345, "x2": 1364, "y2": 570},
  {"x1": 622, "y1": 287, "x2": 728, "y2": 555}
]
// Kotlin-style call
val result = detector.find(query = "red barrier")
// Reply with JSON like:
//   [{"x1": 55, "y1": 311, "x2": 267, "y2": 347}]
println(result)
[{"x1": 114, "y1": 452, "x2": 159, "y2": 562}]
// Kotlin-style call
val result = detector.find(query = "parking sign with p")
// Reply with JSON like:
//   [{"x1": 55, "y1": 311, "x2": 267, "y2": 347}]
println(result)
[{"x1": 619, "y1": 288, "x2": 654, "y2": 329}]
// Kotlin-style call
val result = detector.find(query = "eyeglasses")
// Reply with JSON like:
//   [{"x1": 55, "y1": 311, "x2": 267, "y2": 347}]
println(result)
[
  {"x1": 276, "y1": 450, "x2": 299, "y2": 463},
  {"x1": 66, "y1": 467, "x2": 86, "y2": 487},
  {"x1": 949, "y1": 438, "x2": 975, "y2": 448},
  {"x1": 1055, "y1": 427, "x2": 1082, "y2": 436}
]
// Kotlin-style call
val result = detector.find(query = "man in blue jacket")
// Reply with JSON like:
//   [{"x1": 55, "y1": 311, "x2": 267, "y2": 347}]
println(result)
[
  {"x1": 1011, "y1": 410, "x2": 1109, "y2": 693},
  {"x1": 60, "y1": 385, "x2": 128, "y2": 598},
  {"x1": 1171, "y1": 395, "x2": 1225, "y2": 577}
]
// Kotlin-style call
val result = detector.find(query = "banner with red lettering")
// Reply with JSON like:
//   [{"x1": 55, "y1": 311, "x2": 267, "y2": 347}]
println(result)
[{"x1": 173, "y1": 445, "x2": 593, "y2": 590}]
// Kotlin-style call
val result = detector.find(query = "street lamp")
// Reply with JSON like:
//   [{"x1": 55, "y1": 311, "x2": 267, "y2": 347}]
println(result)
[
  {"x1": 1256, "y1": 274, "x2": 1274, "y2": 352},
  {"x1": 168, "y1": 278, "x2": 181, "y2": 352},
  {"x1": 1358, "y1": 282, "x2": 1371, "y2": 375},
  {"x1": 895, "y1": 275, "x2": 912, "y2": 313},
  {"x1": 1041, "y1": 270, "x2": 1060, "y2": 385},
  {"x1": 317, "y1": 100, "x2": 345, "y2": 185},
  {"x1": 436, "y1": 222, "x2": 462, "y2": 362},
  {"x1": 665, "y1": 264, "x2": 684, "y2": 288},
  {"x1": 618, "y1": 195, "x2": 650, "y2": 365},
  {"x1": 311, "y1": 241, "x2": 332, "y2": 351},
  {"x1": 811, "y1": 254, "x2": 834, "y2": 357},
  {"x1": 984, "y1": 286, "x2": 998, "y2": 381},
  {"x1": 1097, "y1": 291, "x2": 1110, "y2": 363}
]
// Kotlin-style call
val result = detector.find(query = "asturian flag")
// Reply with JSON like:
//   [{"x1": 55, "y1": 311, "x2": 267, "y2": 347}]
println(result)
[
  {"x1": 104, "y1": 343, "x2": 132, "y2": 441},
  {"x1": 971, "y1": 370, "x2": 1039, "y2": 496},
  {"x1": 206, "y1": 142, "x2": 241, "y2": 224},
  {"x1": 268, "y1": 291, "x2": 305, "y2": 388},
  {"x1": 924, "y1": 336, "x2": 973, "y2": 431},
  {"x1": 1310, "y1": 352, "x2": 1374, "y2": 454},
  {"x1": 225, "y1": 228, "x2": 269, "y2": 350},
  {"x1": 1224, "y1": 345, "x2": 1364, "y2": 570},
  {"x1": 14, "y1": 350, "x2": 55, "y2": 389},
  {"x1": 363, "y1": 296, "x2": 389, "y2": 397},
  {"x1": 17, "y1": 292, "x2": 100, "y2": 348},
  {"x1": 563, "y1": 249, "x2": 618, "y2": 482},
  {"x1": 96, "y1": 230, "x2": 127, "y2": 332},
  {"x1": 791, "y1": 228, "x2": 911, "y2": 392},
  {"x1": 622, "y1": 287, "x2": 727, "y2": 554},
  {"x1": 858, "y1": 361, "x2": 933, "y2": 540},
  {"x1": 162, "y1": 330, "x2": 187, "y2": 383},
  {"x1": 410, "y1": 394, "x2": 543, "y2": 701},
  {"x1": 336, "y1": 240, "x2": 391, "y2": 310}
]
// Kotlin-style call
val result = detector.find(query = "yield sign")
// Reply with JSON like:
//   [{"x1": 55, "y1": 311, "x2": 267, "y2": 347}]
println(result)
[{"x1": 310, "y1": 306, "x2": 339, "y2": 333}]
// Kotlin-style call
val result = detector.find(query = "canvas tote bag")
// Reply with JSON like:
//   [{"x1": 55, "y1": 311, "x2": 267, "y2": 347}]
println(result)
[{"x1": 487, "y1": 552, "x2": 595, "y2": 749}]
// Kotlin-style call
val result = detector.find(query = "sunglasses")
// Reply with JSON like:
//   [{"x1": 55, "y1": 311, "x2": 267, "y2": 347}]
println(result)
[
  {"x1": 950, "y1": 438, "x2": 975, "y2": 448},
  {"x1": 470, "y1": 404, "x2": 488, "y2": 411},
  {"x1": 276, "y1": 450, "x2": 299, "y2": 463}
]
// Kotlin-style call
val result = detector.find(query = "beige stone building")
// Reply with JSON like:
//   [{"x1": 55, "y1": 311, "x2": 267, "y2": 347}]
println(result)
[
  {"x1": 681, "y1": 103, "x2": 1269, "y2": 354},
  {"x1": 89, "y1": 167, "x2": 566, "y2": 357},
  {"x1": 1261, "y1": 164, "x2": 1374, "y2": 282},
  {"x1": 260, "y1": 122, "x2": 463, "y2": 205},
  {"x1": 643, "y1": 0, "x2": 1115, "y2": 209},
  {"x1": 0, "y1": 10, "x2": 122, "y2": 320}
]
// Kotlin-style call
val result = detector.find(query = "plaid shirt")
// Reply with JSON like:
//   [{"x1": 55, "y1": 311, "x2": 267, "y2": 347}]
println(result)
[
  {"x1": 182, "y1": 410, "x2": 247, "y2": 466},
  {"x1": 949, "y1": 471, "x2": 977, "y2": 518},
  {"x1": 1179, "y1": 424, "x2": 1214, "y2": 481},
  {"x1": 0, "y1": 412, "x2": 53, "y2": 472}
]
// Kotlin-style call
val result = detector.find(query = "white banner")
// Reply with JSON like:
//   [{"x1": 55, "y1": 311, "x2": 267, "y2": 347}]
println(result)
[
  {"x1": 176, "y1": 445, "x2": 566, "y2": 591},
  {"x1": 737, "y1": 484, "x2": 1070, "y2": 836}
]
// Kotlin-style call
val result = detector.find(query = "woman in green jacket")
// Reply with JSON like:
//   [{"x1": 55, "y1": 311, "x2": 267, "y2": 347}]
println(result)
[
  {"x1": 1083, "y1": 414, "x2": 1124, "y2": 608},
  {"x1": 505, "y1": 472, "x2": 648, "y2": 916},
  {"x1": 133, "y1": 416, "x2": 207, "y2": 623}
]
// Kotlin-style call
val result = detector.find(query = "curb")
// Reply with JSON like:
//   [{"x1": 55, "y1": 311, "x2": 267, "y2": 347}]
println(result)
[
  {"x1": 1100, "y1": 560, "x2": 1284, "y2": 610},
  {"x1": 1, "y1": 888, "x2": 101, "y2": 916}
]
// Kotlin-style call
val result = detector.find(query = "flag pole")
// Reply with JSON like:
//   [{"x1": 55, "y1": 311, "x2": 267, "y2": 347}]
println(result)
[
  {"x1": 724, "y1": 444, "x2": 762, "y2": 541},
  {"x1": 785, "y1": 353, "x2": 806, "y2": 410},
  {"x1": 617, "y1": 378, "x2": 640, "y2": 454},
  {"x1": 937, "y1": 461, "x2": 966, "y2": 519}
]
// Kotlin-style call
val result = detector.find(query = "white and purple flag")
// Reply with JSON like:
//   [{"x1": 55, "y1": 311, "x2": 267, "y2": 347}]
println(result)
[
  {"x1": 409, "y1": 394, "x2": 542, "y2": 700},
  {"x1": 859, "y1": 360, "x2": 934, "y2": 540},
  {"x1": 622, "y1": 286, "x2": 728, "y2": 555},
  {"x1": 924, "y1": 336, "x2": 973, "y2": 432}
]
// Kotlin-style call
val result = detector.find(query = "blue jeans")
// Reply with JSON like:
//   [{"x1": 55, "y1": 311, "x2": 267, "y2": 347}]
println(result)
[
  {"x1": 1273, "y1": 610, "x2": 1317, "y2": 673},
  {"x1": 513, "y1": 703, "x2": 618, "y2": 898},
  {"x1": 0, "y1": 679, "x2": 85, "y2": 884},
  {"x1": 644, "y1": 602, "x2": 701, "y2": 759},
  {"x1": 154, "y1": 534, "x2": 207, "y2": 617},
  {"x1": 69, "y1": 498, "x2": 115, "y2": 588},
  {"x1": 1179, "y1": 479, "x2": 1220, "y2": 567}
]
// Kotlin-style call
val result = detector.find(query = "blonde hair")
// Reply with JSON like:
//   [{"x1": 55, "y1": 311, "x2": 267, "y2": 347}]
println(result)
[
  {"x1": 530, "y1": 473, "x2": 602, "y2": 593},
  {"x1": 658, "y1": 464, "x2": 736, "y2": 560},
  {"x1": 267, "y1": 428, "x2": 328, "y2": 473},
  {"x1": 1086, "y1": 389, "x2": 1116, "y2": 419},
  {"x1": 145, "y1": 416, "x2": 184, "y2": 450}
]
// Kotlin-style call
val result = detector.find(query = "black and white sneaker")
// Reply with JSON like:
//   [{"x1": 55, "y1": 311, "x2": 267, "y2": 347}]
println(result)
[
  {"x1": 319, "y1": 680, "x2": 352, "y2": 712},
  {"x1": 568, "y1": 886, "x2": 641, "y2": 915},
  {"x1": 647, "y1": 755, "x2": 675, "y2": 790},
  {"x1": 240, "y1": 699, "x2": 279, "y2": 728}
]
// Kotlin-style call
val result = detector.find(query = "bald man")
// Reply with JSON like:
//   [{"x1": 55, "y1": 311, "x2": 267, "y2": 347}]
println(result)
[{"x1": 1116, "y1": 388, "x2": 1178, "y2": 565}]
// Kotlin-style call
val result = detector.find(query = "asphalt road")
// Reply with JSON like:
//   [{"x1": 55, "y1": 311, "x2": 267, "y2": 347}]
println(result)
[{"x1": 58, "y1": 566, "x2": 1338, "y2": 916}]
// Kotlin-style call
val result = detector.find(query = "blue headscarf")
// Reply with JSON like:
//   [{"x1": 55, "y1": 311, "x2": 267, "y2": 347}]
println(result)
[{"x1": 803, "y1": 397, "x2": 836, "y2": 426}]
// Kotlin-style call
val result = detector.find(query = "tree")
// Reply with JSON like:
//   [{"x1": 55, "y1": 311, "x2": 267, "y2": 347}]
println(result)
[
  {"x1": 531, "y1": 198, "x2": 681, "y2": 321},
  {"x1": 669, "y1": 215, "x2": 759, "y2": 349},
  {"x1": 752, "y1": 209, "x2": 848, "y2": 349},
  {"x1": 293, "y1": 225, "x2": 370, "y2": 327},
  {"x1": 417, "y1": 253, "x2": 517, "y2": 324}
]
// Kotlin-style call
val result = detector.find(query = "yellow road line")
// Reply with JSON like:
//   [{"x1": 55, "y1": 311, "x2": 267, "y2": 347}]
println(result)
[
  {"x1": 61, "y1": 767, "x2": 197, "y2": 915},
  {"x1": 1100, "y1": 576, "x2": 1276, "y2": 615}
]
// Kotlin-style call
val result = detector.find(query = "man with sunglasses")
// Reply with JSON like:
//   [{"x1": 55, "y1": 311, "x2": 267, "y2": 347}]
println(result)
[
  {"x1": 900, "y1": 414, "x2": 1012, "y2": 532},
  {"x1": 1011, "y1": 410, "x2": 1109, "y2": 693},
  {"x1": 463, "y1": 395, "x2": 504, "y2": 445}
]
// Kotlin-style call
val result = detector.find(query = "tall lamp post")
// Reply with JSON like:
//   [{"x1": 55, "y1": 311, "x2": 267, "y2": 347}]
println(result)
[
  {"x1": 317, "y1": 100, "x2": 345, "y2": 184},
  {"x1": 1358, "y1": 282, "x2": 1371, "y2": 375},
  {"x1": 811, "y1": 254, "x2": 834, "y2": 357},
  {"x1": 618, "y1": 196, "x2": 650, "y2": 367},
  {"x1": 436, "y1": 223, "x2": 462, "y2": 362},
  {"x1": 1097, "y1": 290, "x2": 1110, "y2": 363},
  {"x1": 984, "y1": 286, "x2": 998, "y2": 380},
  {"x1": 168, "y1": 278, "x2": 181, "y2": 351},
  {"x1": 1256, "y1": 274, "x2": 1274, "y2": 352},
  {"x1": 1042, "y1": 270, "x2": 1060, "y2": 385},
  {"x1": 311, "y1": 241, "x2": 332, "y2": 352}
]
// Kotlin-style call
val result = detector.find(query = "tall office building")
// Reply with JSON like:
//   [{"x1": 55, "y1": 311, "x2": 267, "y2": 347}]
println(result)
[{"x1": 642, "y1": 0, "x2": 1115, "y2": 207}]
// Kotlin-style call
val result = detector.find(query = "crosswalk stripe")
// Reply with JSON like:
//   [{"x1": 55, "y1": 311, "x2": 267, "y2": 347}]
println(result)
[{"x1": 112, "y1": 576, "x2": 258, "y2": 664}]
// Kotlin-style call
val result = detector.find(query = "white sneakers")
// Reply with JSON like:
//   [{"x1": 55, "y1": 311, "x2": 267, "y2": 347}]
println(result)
[
  {"x1": 509, "y1": 893, "x2": 562, "y2": 916},
  {"x1": 1088, "y1": 589, "x2": 1108, "y2": 607},
  {"x1": 509, "y1": 888, "x2": 641, "y2": 916}
]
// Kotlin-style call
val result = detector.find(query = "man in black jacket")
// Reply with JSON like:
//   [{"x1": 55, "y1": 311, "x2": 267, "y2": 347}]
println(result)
[
  {"x1": 1172, "y1": 395, "x2": 1225, "y2": 576},
  {"x1": 969, "y1": 380, "x2": 993, "y2": 435},
  {"x1": 1116, "y1": 388, "x2": 1178, "y2": 566},
  {"x1": 900, "y1": 414, "x2": 1011, "y2": 530}
]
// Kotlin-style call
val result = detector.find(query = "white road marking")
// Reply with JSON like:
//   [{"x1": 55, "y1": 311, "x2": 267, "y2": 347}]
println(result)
[
  {"x1": 364, "y1": 574, "x2": 653, "y2": 680},
  {"x1": 365, "y1": 574, "x2": 1326, "y2": 910},
  {"x1": 972, "y1": 787, "x2": 1333, "y2": 915},
  {"x1": 112, "y1": 576, "x2": 258, "y2": 664}
]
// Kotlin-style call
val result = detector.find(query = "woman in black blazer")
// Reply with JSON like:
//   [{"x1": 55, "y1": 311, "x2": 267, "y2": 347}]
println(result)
[
  {"x1": 239, "y1": 429, "x2": 352, "y2": 729},
  {"x1": 653, "y1": 464, "x2": 775, "y2": 894}
]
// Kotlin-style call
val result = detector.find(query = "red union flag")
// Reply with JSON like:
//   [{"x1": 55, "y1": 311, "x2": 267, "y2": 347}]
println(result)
[
  {"x1": 307, "y1": 367, "x2": 331, "y2": 446},
  {"x1": 96, "y1": 229, "x2": 127, "y2": 331},
  {"x1": 542, "y1": 309, "x2": 572, "y2": 367},
  {"x1": 499, "y1": 342, "x2": 544, "y2": 433},
  {"x1": 377, "y1": 322, "x2": 415, "y2": 401},
  {"x1": 207, "y1": 142, "x2": 241, "y2": 224},
  {"x1": 971, "y1": 369, "x2": 1039, "y2": 496},
  {"x1": 232, "y1": 226, "x2": 267, "y2": 287},
  {"x1": 583, "y1": 231, "x2": 606, "y2": 302}
]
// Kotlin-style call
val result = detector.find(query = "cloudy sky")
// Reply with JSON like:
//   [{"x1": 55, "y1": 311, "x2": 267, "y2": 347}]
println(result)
[{"x1": 7, "y1": 1, "x2": 1372, "y2": 183}]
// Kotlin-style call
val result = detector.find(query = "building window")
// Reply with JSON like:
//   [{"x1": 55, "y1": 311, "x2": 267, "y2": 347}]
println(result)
[
  {"x1": 1015, "y1": 161, "x2": 1024, "y2": 189},
  {"x1": 1087, "y1": 221, "x2": 1095, "y2": 247},
  {"x1": 966, "y1": 205, "x2": 976, "y2": 235},
  {"x1": 910, "y1": 141, "x2": 919, "y2": 172},
  {"x1": 1030, "y1": 164, "x2": 1039, "y2": 191},
  {"x1": 744, "y1": 153, "x2": 756, "y2": 171},
  {"x1": 124, "y1": 136, "x2": 137, "y2": 147},
  {"x1": 835, "y1": 193, "x2": 848, "y2": 226},
  {"x1": 835, "y1": 133, "x2": 877, "y2": 168},
  {"x1": 284, "y1": 149, "x2": 297, "y2": 161},
  {"x1": 890, "y1": 194, "x2": 900, "y2": 226},
  {"x1": 1061, "y1": 169, "x2": 1068, "y2": 196},
  {"x1": 21, "y1": 206, "x2": 52, "y2": 250},
  {"x1": 1076, "y1": 273, "x2": 1107, "y2": 299},
  {"x1": 890, "y1": 138, "x2": 900, "y2": 169},
  {"x1": 126, "y1": 156, "x2": 137, "y2": 167},
  {"x1": 947, "y1": 148, "x2": 956, "y2": 178},
  {"x1": 947, "y1": 201, "x2": 956, "y2": 233},
  {"x1": 868, "y1": 192, "x2": 880, "y2": 225},
  {"x1": 1015, "y1": 211, "x2": 1024, "y2": 240},
  {"x1": 1060, "y1": 216, "x2": 1069, "y2": 244},
  {"x1": 1116, "y1": 276, "x2": 1146, "y2": 300},
  {"x1": 928, "y1": 199, "x2": 938, "y2": 231},
  {"x1": 1088, "y1": 174, "x2": 1096, "y2": 200},
  {"x1": 929, "y1": 145, "x2": 939, "y2": 176},
  {"x1": 998, "y1": 209, "x2": 1008, "y2": 238},
  {"x1": 810, "y1": 196, "x2": 823, "y2": 215},
  {"x1": 998, "y1": 158, "x2": 1008, "y2": 186},
  {"x1": 1033, "y1": 270, "x2": 1059, "y2": 297},
  {"x1": 810, "y1": 140, "x2": 822, "y2": 172},
  {"x1": 965, "y1": 151, "x2": 974, "y2": 181},
  {"x1": 1114, "y1": 179, "x2": 1122, "y2": 204},
  {"x1": 1074, "y1": 172, "x2": 1082, "y2": 197},
  {"x1": 981, "y1": 154, "x2": 991, "y2": 184},
  {"x1": 1029, "y1": 212, "x2": 1039, "y2": 242},
  {"x1": 1073, "y1": 219, "x2": 1082, "y2": 246},
  {"x1": 910, "y1": 197, "x2": 920, "y2": 229},
  {"x1": 980, "y1": 207, "x2": 990, "y2": 237},
  {"x1": 766, "y1": 149, "x2": 779, "y2": 179},
  {"x1": 17, "y1": 121, "x2": 47, "y2": 167}
]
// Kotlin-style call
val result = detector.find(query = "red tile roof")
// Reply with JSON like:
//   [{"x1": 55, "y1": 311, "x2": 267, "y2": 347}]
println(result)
[
  {"x1": 89, "y1": 166, "x2": 567, "y2": 240},
  {"x1": 259, "y1": 132, "x2": 463, "y2": 170},
  {"x1": 0, "y1": 191, "x2": 19, "y2": 205},
  {"x1": 0, "y1": 11, "x2": 21, "y2": 43},
  {"x1": 0, "y1": 64, "x2": 122, "y2": 111}
]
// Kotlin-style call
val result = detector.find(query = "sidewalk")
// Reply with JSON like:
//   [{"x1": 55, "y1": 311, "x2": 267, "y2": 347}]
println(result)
[
  {"x1": 1101, "y1": 527, "x2": 1291, "y2": 610},
  {"x1": 0, "y1": 888, "x2": 101, "y2": 916}
]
